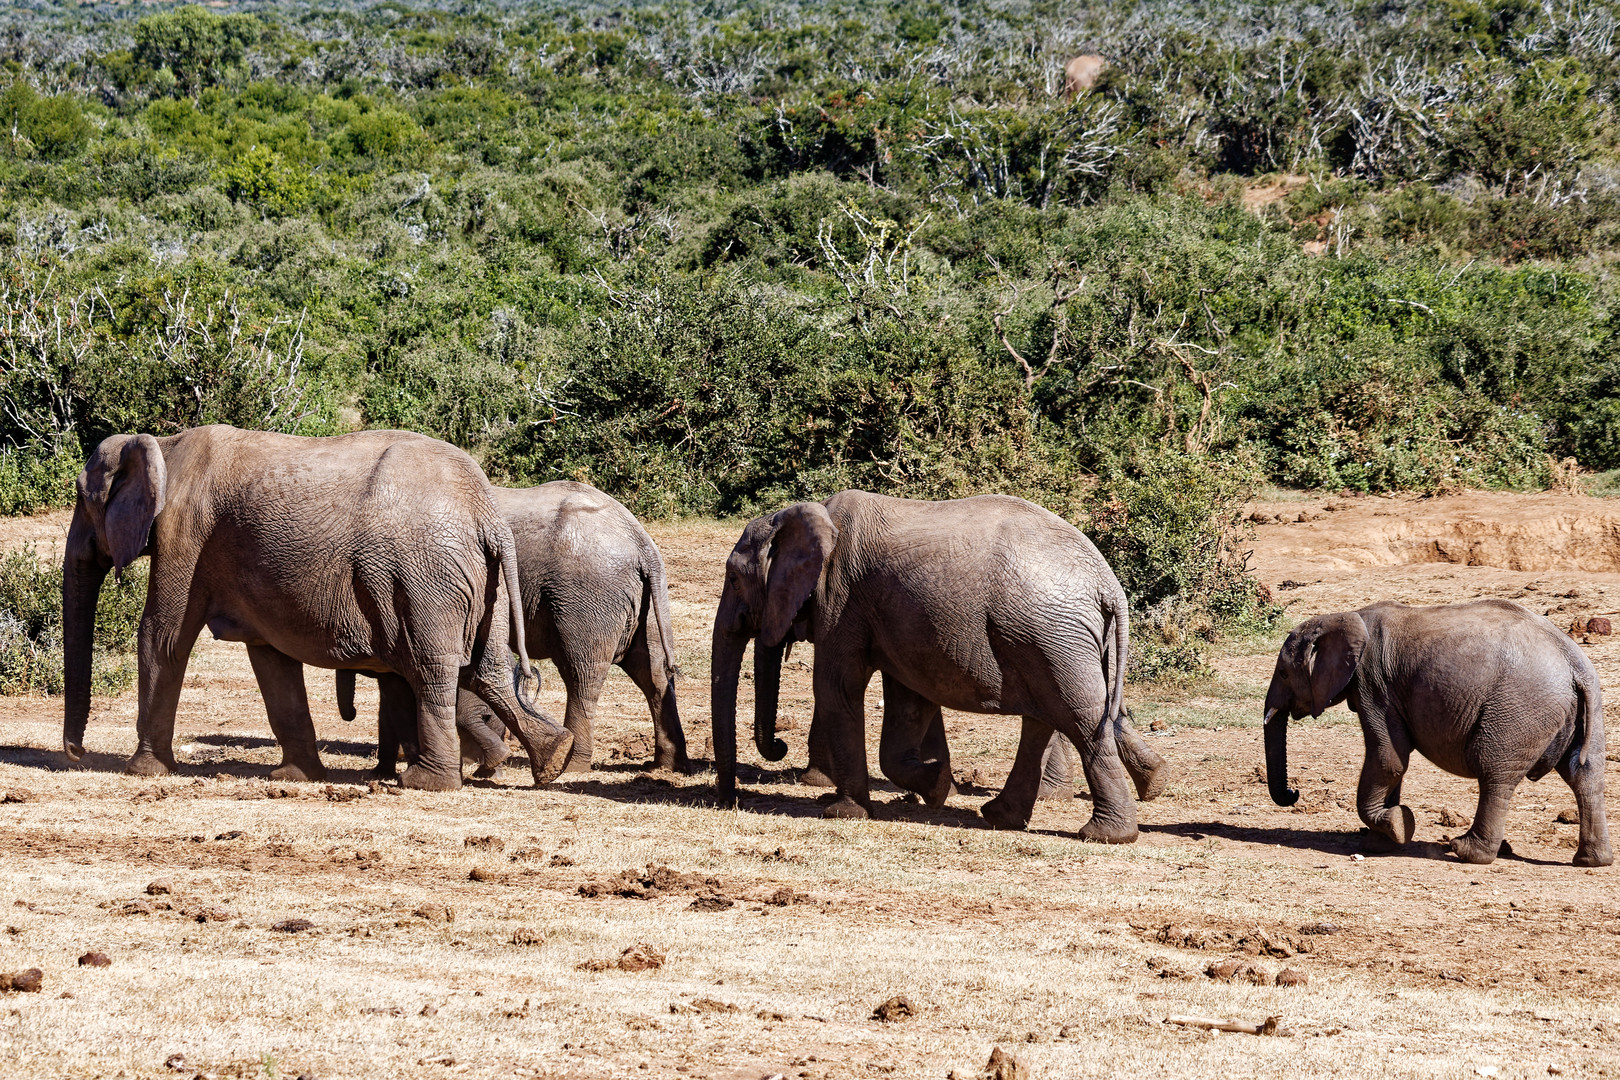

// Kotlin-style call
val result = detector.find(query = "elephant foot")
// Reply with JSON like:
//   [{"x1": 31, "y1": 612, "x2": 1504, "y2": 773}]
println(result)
[
  {"x1": 125, "y1": 750, "x2": 173, "y2": 777},
  {"x1": 1447, "y1": 830, "x2": 1502, "y2": 865},
  {"x1": 654, "y1": 749, "x2": 693, "y2": 774},
  {"x1": 1574, "y1": 842, "x2": 1613, "y2": 867},
  {"x1": 528, "y1": 730, "x2": 575, "y2": 787},
  {"x1": 270, "y1": 761, "x2": 326, "y2": 783},
  {"x1": 800, "y1": 766, "x2": 836, "y2": 788},
  {"x1": 1131, "y1": 756, "x2": 1170, "y2": 802},
  {"x1": 925, "y1": 765, "x2": 956, "y2": 810},
  {"x1": 821, "y1": 796, "x2": 869, "y2": 820},
  {"x1": 562, "y1": 756, "x2": 592, "y2": 774},
  {"x1": 1077, "y1": 815, "x2": 1139, "y2": 845},
  {"x1": 980, "y1": 795, "x2": 1030, "y2": 832},
  {"x1": 371, "y1": 765, "x2": 398, "y2": 782},
  {"x1": 400, "y1": 764, "x2": 462, "y2": 792},
  {"x1": 1376, "y1": 805, "x2": 1416, "y2": 845}
]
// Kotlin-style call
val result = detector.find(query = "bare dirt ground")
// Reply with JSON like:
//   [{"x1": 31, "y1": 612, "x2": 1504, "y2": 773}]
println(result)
[{"x1": 1, "y1": 493, "x2": 1619, "y2": 1079}]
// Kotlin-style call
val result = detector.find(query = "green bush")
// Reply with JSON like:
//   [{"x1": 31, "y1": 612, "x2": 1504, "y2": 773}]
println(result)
[{"x1": 0, "y1": 548, "x2": 146, "y2": 696}]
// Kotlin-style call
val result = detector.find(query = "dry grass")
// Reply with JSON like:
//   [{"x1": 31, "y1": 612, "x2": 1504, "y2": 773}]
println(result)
[{"x1": 0, "y1": 509, "x2": 1615, "y2": 1078}]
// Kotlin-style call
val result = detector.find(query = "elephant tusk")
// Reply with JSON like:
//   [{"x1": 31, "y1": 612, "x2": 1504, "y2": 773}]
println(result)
[{"x1": 1262, "y1": 707, "x2": 1279, "y2": 725}]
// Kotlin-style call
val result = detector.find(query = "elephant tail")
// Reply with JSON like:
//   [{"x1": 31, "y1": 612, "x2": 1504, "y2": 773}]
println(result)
[
  {"x1": 1103, "y1": 584, "x2": 1129, "y2": 734},
  {"x1": 639, "y1": 538, "x2": 680, "y2": 683},
  {"x1": 336, "y1": 669, "x2": 357, "y2": 723},
  {"x1": 482, "y1": 514, "x2": 536, "y2": 696},
  {"x1": 1573, "y1": 656, "x2": 1604, "y2": 772}
]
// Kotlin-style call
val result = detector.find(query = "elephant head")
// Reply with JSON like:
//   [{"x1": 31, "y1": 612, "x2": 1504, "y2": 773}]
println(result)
[
  {"x1": 63, "y1": 434, "x2": 166, "y2": 761},
  {"x1": 710, "y1": 502, "x2": 837, "y2": 803},
  {"x1": 1262, "y1": 611, "x2": 1366, "y2": 808}
]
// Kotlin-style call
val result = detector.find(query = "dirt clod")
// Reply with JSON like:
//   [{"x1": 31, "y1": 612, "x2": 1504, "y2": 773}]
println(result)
[
  {"x1": 164, "y1": 1054, "x2": 187, "y2": 1071},
  {"x1": 0, "y1": 789, "x2": 33, "y2": 804},
  {"x1": 510, "y1": 927, "x2": 544, "y2": 946},
  {"x1": 464, "y1": 836, "x2": 504, "y2": 852},
  {"x1": 271, "y1": 919, "x2": 314, "y2": 934},
  {"x1": 78, "y1": 951, "x2": 110, "y2": 968},
  {"x1": 146, "y1": 879, "x2": 173, "y2": 896},
  {"x1": 1149, "y1": 719, "x2": 1167, "y2": 732},
  {"x1": 1205, "y1": 959, "x2": 1267, "y2": 984},
  {"x1": 548, "y1": 854, "x2": 575, "y2": 867},
  {"x1": 413, "y1": 904, "x2": 454, "y2": 923},
  {"x1": 193, "y1": 907, "x2": 233, "y2": 923},
  {"x1": 214, "y1": 831, "x2": 243, "y2": 841},
  {"x1": 687, "y1": 894, "x2": 733, "y2": 912},
  {"x1": 764, "y1": 887, "x2": 809, "y2": 906},
  {"x1": 468, "y1": 868, "x2": 501, "y2": 883},
  {"x1": 1557, "y1": 809, "x2": 1579, "y2": 824},
  {"x1": 872, "y1": 995, "x2": 916, "y2": 1022},
  {"x1": 0, "y1": 969, "x2": 43, "y2": 993},
  {"x1": 1437, "y1": 807, "x2": 1469, "y2": 828},
  {"x1": 323, "y1": 785, "x2": 362, "y2": 802},
  {"x1": 579, "y1": 865, "x2": 722, "y2": 900},
  {"x1": 1298, "y1": 923, "x2": 1340, "y2": 936},
  {"x1": 579, "y1": 944, "x2": 665, "y2": 973},
  {"x1": 1275, "y1": 968, "x2": 1309, "y2": 987},
  {"x1": 757, "y1": 1009, "x2": 787, "y2": 1021},
  {"x1": 690, "y1": 997, "x2": 737, "y2": 1013},
  {"x1": 981, "y1": 1047, "x2": 1026, "y2": 1080}
]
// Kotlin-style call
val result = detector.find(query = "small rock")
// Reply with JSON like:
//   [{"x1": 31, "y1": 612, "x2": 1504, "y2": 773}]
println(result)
[
  {"x1": 1589, "y1": 617, "x2": 1612, "y2": 636},
  {"x1": 413, "y1": 904, "x2": 454, "y2": 923},
  {"x1": 468, "y1": 868, "x2": 501, "y2": 883},
  {"x1": 164, "y1": 1054, "x2": 187, "y2": 1071},
  {"x1": 0, "y1": 968, "x2": 41, "y2": 993},
  {"x1": 1557, "y1": 809, "x2": 1579, "y2": 825},
  {"x1": 77, "y1": 952, "x2": 110, "y2": 968},
  {"x1": 271, "y1": 919, "x2": 314, "y2": 934},
  {"x1": 146, "y1": 880, "x2": 173, "y2": 896},
  {"x1": 872, "y1": 995, "x2": 915, "y2": 1022},
  {"x1": 1350, "y1": 853, "x2": 1365, "y2": 862},
  {"x1": 1275, "y1": 968, "x2": 1309, "y2": 987},
  {"x1": 509, "y1": 927, "x2": 544, "y2": 946},
  {"x1": 1549, "y1": 1064, "x2": 1565, "y2": 1075}
]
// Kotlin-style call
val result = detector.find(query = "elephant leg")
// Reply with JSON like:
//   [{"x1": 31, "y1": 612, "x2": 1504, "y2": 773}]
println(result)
[
  {"x1": 400, "y1": 656, "x2": 464, "y2": 792},
  {"x1": 1355, "y1": 710, "x2": 1415, "y2": 845},
  {"x1": 245, "y1": 645, "x2": 326, "y2": 782},
  {"x1": 127, "y1": 616, "x2": 204, "y2": 777},
  {"x1": 1556, "y1": 746, "x2": 1614, "y2": 867},
  {"x1": 877, "y1": 674, "x2": 954, "y2": 808},
  {"x1": 557, "y1": 657, "x2": 609, "y2": 773},
  {"x1": 456, "y1": 688, "x2": 510, "y2": 778},
  {"x1": 374, "y1": 672, "x2": 416, "y2": 780},
  {"x1": 1063, "y1": 703, "x2": 1139, "y2": 844},
  {"x1": 818, "y1": 664, "x2": 873, "y2": 820},
  {"x1": 462, "y1": 614, "x2": 571, "y2": 786},
  {"x1": 801, "y1": 707, "x2": 836, "y2": 787},
  {"x1": 1116, "y1": 709, "x2": 1168, "y2": 801},
  {"x1": 621, "y1": 634, "x2": 690, "y2": 772},
  {"x1": 982, "y1": 718, "x2": 1054, "y2": 830},
  {"x1": 1449, "y1": 778, "x2": 1517, "y2": 864},
  {"x1": 1036, "y1": 731, "x2": 1075, "y2": 801}
]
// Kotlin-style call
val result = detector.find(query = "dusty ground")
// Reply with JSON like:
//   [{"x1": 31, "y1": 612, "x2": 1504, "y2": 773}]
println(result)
[{"x1": 1, "y1": 493, "x2": 1619, "y2": 1079}]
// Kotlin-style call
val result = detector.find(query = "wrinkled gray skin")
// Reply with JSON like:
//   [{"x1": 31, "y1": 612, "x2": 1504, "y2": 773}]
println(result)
[
  {"x1": 340, "y1": 481, "x2": 687, "y2": 775},
  {"x1": 336, "y1": 672, "x2": 510, "y2": 780},
  {"x1": 63, "y1": 426, "x2": 574, "y2": 791},
  {"x1": 711, "y1": 489, "x2": 1165, "y2": 840},
  {"x1": 1265, "y1": 600, "x2": 1613, "y2": 867}
]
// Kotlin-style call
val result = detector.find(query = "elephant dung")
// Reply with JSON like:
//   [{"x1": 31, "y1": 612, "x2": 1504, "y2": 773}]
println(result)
[
  {"x1": 1274, "y1": 968, "x2": 1309, "y2": 987},
  {"x1": 1145, "y1": 955, "x2": 1195, "y2": 980},
  {"x1": 980, "y1": 1047, "x2": 1027, "y2": 1080},
  {"x1": 77, "y1": 952, "x2": 110, "y2": 968},
  {"x1": 146, "y1": 879, "x2": 173, "y2": 896},
  {"x1": 1205, "y1": 958, "x2": 1268, "y2": 985},
  {"x1": 872, "y1": 995, "x2": 916, "y2": 1022},
  {"x1": 463, "y1": 835, "x2": 505, "y2": 852},
  {"x1": 509, "y1": 927, "x2": 544, "y2": 946},
  {"x1": 0, "y1": 968, "x2": 43, "y2": 993},
  {"x1": 614, "y1": 944, "x2": 665, "y2": 972},
  {"x1": 270, "y1": 919, "x2": 314, "y2": 934}
]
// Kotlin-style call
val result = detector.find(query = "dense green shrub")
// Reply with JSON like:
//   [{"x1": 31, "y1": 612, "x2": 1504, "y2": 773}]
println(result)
[{"x1": 0, "y1": 549, "x2": 146, "y2": 696}]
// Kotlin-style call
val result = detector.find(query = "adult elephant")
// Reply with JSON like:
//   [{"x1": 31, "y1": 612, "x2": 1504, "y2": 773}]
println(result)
[
  {"x1": 1264, "y1": 600, "x2": 1612, "y2": 866},
  {"x1": 339, "y1": 480, "x2": 687, "y2": 775},
  {"x1": 63, "y1": 426, "x2": 573, "y2": 791},
  {"x1": 711, "y1": 490, "x2": 1161, "y2": 841}
]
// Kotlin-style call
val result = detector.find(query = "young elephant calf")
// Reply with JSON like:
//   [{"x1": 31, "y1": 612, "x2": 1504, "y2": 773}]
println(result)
[{"x1": 1264, "y1": 599, "x2": 1612, "y2": 866}]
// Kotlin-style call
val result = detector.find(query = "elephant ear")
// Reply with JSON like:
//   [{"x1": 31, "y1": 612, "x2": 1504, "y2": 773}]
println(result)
[
  {"x1": 760, "y1": 502, "x2": 838, "y2": 648},
  {"x1": 77, "y1": 434, "x2": 166, "y2": 576},
  {"x1": 1304, "y1": 612, "x2": 1367, "y2": 717}
]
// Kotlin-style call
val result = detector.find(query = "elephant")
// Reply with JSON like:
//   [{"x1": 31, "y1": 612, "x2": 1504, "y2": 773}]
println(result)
[
  {"x1": 336, "y1": 480, "x2": 687, "y2": 774},
  {"x1": 1263, "y1": 600, "x2": 1613, "y2": 867},
  {"x1": 335, "y1": 672, "x2": 512, "y2": 780},
  {"x1": 710, "y1": 489, "x2": 1166, "y2": 841},
  {"x1": 63, "y1": 425, "x2": 574, "y2": 791}
]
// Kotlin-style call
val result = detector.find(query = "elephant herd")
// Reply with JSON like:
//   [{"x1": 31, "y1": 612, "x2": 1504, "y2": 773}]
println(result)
[{"x1": 62, "y1": 426, "x2": 1611, "y2": 868}]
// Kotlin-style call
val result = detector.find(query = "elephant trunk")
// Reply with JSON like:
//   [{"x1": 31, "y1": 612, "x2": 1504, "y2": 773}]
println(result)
[
  {"x1": 752, "y1": 641, "x2": 789, "y2": 764},
  {"x1": 710, "y1": 612, "x2": 748, "y2": 805},
  {"x1": 1262, "y1": 671, "x2": 1298, "y2": 807},
  {"x1": 62, "y1": 516, "x2": 110, "y2": 762}
]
